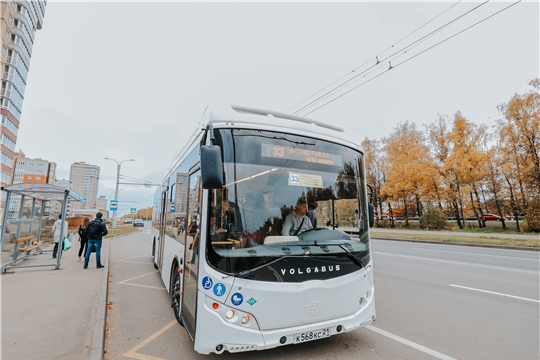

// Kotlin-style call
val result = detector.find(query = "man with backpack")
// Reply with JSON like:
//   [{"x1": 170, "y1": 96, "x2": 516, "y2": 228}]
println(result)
[{"x1": 83, "y1": 212, "x2": 108, "y2": 269}]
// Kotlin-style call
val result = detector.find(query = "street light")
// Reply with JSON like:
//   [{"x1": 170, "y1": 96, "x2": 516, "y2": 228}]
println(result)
[{"x1": 104, "y1": 157, "x2": 135, "y2": 229}]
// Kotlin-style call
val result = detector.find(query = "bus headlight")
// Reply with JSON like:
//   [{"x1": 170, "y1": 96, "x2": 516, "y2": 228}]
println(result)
[
  {"x1": 359, "y1": 286, "x2": 373, "y2": 308},
  {"x1": 226, "y1": 310, "x2": 235, "y2": 320},
  {"x1": 241, "y1": 314, "x2": 250, "y2": 324},
  {"x1": 225, "y1": 310, "x2": 239, "y2": 322}
]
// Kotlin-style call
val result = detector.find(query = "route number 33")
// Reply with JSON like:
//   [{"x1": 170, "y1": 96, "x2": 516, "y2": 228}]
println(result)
[{"x1": 290, "y1": 173, "x2": 300, "y2": 184}]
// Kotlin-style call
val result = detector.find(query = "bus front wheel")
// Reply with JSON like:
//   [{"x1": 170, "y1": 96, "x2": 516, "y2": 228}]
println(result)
[{"x1": 171, "y1": 266, "x2": 184, "y2": 326}]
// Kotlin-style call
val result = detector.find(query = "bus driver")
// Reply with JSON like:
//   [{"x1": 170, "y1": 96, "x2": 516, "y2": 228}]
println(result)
[{"x1": 282, "y1": 198, "x2": 313, "y2": 236}]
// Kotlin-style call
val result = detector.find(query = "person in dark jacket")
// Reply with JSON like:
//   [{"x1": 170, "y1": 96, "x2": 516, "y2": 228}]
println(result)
[
  {"x1": 77, "y1": 216, "x2": 90, "y2": 261},
  {"x1": 83, "y1": 212, "x2": 108, "y2": 269}
]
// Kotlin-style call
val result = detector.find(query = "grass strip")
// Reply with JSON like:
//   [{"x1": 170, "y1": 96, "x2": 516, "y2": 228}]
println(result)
[
  {"x1": 371, "y1": 231, "x2": 539, "y2": 248},
  {"x1": 105, "y1": 225, "x2": 140, "y2": 238}
]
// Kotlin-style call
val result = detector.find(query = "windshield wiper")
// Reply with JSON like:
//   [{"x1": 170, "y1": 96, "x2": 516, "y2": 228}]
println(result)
[
  {"x1": 287, "y1": 242, "x2": 367, "y2": 269},
  {"x1": 336, "y1": 244, "x2": 367, "y2": 269},
  {"x1": 223, "y1": 256, "x2": 286, "y2": 279}
]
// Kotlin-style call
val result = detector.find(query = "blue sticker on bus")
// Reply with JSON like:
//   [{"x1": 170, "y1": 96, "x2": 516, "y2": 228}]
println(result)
[
  {"x1": 231, "y1": 293, "x2": 243, "y2": 306},
  {"x1": 202, "y1": 276, "x2": 213, "y2": 290},
  {"x1": 213, "y1": 283, "x2": 226, "y2": 297}
]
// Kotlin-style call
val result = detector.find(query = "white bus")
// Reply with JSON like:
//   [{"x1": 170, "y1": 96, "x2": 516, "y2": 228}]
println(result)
[{"x1": 151, "y1": 105, "x2": 375, "y2": 355}]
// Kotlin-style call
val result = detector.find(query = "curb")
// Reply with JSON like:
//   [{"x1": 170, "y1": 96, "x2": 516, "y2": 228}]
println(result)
[
  {"x1": 372, "y1": 237, "x2": 540, "y2": 252},
  {"x1": 89, "y1": 231, "x2": 142, "y2": 360},
  {"x1": 90, "y1": 238, "x2": 110, "y2": 360}
]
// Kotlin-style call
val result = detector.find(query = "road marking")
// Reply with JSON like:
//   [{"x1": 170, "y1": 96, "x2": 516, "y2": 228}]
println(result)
[
  {"x1": 373, "y1": 243, "x2": 540, "y2": 262},
  {"x1": 118, "y1": 270, "x2": 166, "y2": 290},
  {"x1": 123, "y1": 320, "x2": 177, "y2": 360},
  {"x1": 372, "y1": 251, "x2": 538, "y2": 274},
  {"x1": 366, "y1": 325, "x2": 457, "y2": 360},
  {"x1": 117, "y1": 254, "x2": 150, "y2": 262},
  {"x1": 449, "y1": 284, "x2": 540, "y2": 303}
]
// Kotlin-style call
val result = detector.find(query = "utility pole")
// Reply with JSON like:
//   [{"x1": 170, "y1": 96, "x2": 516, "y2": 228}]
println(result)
[{"x1": 104, "y1": 158, "x2": 135, "y2": 229}]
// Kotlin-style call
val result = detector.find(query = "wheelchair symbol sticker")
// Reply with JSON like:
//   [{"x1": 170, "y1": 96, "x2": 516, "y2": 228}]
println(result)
[
  {"x1": 213, "y1": 283, "x2": 226, "y2": 297},
  {"x1": 202, "y1": 276, "x2": 213, "y2": 290}
]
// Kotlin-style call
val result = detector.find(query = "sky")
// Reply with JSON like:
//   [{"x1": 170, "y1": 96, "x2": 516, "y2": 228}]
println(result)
[{"x1": 15, "y1": 1, "x2": 539, "y2": 216}]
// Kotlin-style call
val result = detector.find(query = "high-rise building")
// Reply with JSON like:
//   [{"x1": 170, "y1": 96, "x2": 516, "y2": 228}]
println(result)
[
  {"x1": 0, "y1": 1, "x2": 47, "y2": 219},
  {"x1": 70, "y1": 162, "x2": 100, "y2": 210}
]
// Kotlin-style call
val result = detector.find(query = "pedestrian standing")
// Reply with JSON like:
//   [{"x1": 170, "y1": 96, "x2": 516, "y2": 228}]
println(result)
[
  {"x1": 52, "y1": 214, "x2": 69, "y2": 259},
  {"x1": 179, "y1": 219, "x2": 185, "y2": 235},
  {"x1": 77, "y1": 216, "x2": 90, "y2": 261},
  {"x1": 83, "y1": 212, "x2": 108, "y2": 269}
]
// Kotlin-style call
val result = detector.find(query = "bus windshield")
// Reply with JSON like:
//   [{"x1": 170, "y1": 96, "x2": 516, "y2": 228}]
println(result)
[{"x1": 206, "y1": 129, "x2": 370, "y2": 277}]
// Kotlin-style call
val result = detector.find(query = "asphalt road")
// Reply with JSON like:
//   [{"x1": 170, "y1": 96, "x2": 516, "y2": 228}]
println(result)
[{"x1": 104, "y1": 226, "x2": 539, "y2": 359}]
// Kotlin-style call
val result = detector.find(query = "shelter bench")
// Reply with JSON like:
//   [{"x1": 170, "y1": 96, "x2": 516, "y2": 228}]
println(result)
[{"x1": 12, "y1": 236, "x2": 44, "y2": 260}]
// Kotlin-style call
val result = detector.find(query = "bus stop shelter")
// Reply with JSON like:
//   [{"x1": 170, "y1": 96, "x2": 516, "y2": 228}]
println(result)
[{"x1": 0, "y1": 183, "x2": 83, "y2": 273}]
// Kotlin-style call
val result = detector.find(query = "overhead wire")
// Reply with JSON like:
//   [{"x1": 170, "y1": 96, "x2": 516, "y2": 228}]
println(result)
[
  {"x1": 295, "y1": 0, "x2": 492, "y2": 116},
  {"x1": 300, "y1": 0, "x2": 521, "y2": 117},
  {"x1": 287, "y1": 1, "x2": 464, "y2": 115}
]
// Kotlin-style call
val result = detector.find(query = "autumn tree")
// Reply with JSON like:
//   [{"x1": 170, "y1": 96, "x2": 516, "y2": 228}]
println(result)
[
  {"x1": 361, "y1": 138, "x2": 388, "y2": 220},
  {"x1": 446, "y1": 112, "x2": 491, "y2": 227},
  {"x1": 497, "y1": 79, "x2": 540, "y2": 231},
  {"x1": 381, "y1": 121, "x2": 438, "y2": 225}
]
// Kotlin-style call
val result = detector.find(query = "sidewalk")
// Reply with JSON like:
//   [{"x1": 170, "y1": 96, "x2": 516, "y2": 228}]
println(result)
[{"x1": 1, "y1": 239, "x2": 110, "y2": 360}]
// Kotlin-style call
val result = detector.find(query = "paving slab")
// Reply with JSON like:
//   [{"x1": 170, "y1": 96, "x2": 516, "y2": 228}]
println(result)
[{"x1": 1, "y1": 239, "x2": 110, "y2": 360}]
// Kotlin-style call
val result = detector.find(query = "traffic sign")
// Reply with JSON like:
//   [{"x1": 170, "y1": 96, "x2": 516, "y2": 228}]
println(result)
[
  {"x1": 110, "y1": 200, "x2": 118, "y2": 211},
  {"x1": 130, "y1": 207, "x2": 136, "y2": 214},
  {"x1": 170, "y1": 202, "x2": 176, "y2": 213}
]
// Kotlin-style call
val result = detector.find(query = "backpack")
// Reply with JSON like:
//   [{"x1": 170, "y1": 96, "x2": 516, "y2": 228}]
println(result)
[{"x1": 86, "y1": 220, "x2": 102, "y2": 238}]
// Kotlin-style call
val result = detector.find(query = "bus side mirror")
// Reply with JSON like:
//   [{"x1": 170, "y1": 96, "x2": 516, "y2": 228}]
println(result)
[
  {"x1": 201, "y1": 145, "x2": 223, "y2": 189},
  {"x1": 368, "y1": 203, "x2": 374, "y2": 228}
]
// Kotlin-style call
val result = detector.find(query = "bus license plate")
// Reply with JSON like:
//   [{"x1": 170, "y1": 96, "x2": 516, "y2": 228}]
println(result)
[{"x1": 293, "y1": 328, "x2": 331, "y2": 344}]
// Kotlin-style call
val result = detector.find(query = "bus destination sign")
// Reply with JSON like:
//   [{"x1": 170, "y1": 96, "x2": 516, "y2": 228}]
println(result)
[{"x1": 261, "y1": 144, "x2": 343, "y2": 166}]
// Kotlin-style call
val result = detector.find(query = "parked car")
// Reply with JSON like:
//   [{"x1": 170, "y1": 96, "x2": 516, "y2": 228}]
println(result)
[
  {"x1": 133, "y1": 219, "x2": 144, "y2": 227},
  {"x1": 504, "y1": 215, "x2": 525, "y2": 221},
  {"x1": 479, "y1": 214, "x2": 502, "y2": 221},
  {"x1": 123, "y1": 218, "x2": 133, "y2": 224}
]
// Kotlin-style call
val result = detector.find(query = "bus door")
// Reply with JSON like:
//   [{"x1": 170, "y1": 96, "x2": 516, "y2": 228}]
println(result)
[
  {"x1": 157, "y1": 189, "x2": 168, "y2": 271},
  {"x1": 181, "y1": 167, "x2": 202, "y2": 338}
]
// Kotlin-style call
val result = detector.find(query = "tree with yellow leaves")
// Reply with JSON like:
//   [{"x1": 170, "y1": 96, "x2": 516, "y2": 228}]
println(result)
[
  {"x1": 497, "y1": 79, "x2": 540, "y2": 231},
  {"x1": 381, "y1": 121, "x2": 438, "y2": 226}
]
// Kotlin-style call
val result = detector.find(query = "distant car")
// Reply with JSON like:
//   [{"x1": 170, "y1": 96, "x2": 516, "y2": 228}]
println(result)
[
  {"x1": 133, "y1": 219, "x2": 144, "y2": 227},
  {"x1": 124, "y1": 218, "x2": 133, "y2": 224},
  {"x1": 479, "y1": 214, "x2": 502, "y2": 221}
]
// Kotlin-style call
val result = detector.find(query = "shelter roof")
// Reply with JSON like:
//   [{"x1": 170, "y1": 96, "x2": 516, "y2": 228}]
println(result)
[{"x1": 1, "y1": 183, "x2": 83, "y2": 202}]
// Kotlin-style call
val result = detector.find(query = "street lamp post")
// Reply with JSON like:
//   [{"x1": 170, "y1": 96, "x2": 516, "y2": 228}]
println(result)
[{"x1": 104, "y1": 157, "x2": 135, "y2": 229}]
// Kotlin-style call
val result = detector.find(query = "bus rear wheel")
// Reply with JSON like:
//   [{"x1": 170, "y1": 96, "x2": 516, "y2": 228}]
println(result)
[{"x1": 171, "y1": 266, "x2": 184, "y2": 326}]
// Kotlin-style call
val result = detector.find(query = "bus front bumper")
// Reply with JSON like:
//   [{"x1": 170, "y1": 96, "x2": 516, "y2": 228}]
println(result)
[{"x1": 193, "y1": 291, "x2": 376, "y2": 355}]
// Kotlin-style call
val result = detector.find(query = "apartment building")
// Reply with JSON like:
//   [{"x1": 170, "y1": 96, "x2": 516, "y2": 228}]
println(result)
[
  {"x1": 97, "y1": 195, "x2": 107, "y2": 212},
  {"x1": 0, "y1": 0, "x2": 47, "y2": 219},
  {"x1": 8, "y1": 149, "x2": 56, "y2": 217},
  {"x1": 70, "y1": 162, "x2": 100, "y2": 210}
]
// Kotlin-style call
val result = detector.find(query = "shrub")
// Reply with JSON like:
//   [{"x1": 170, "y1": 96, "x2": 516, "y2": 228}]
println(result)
[{"x1": 419, "y1": 208, "x2": 448, "y2": 230}]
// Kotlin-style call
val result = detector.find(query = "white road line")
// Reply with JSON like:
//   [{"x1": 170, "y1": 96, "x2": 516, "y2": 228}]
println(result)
[
  {"x1": 449, "y1": 284, "x2": 540, "y2": 303},
  {"x1": 373, "y1": 243, "x2": 540, "y2": 262},
  {"x1": 372, "y1": 251, "x2": 538, "y2": 274},
  {"x1": 366, "y1": 325, "x2": 457, "y2": 360}
]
